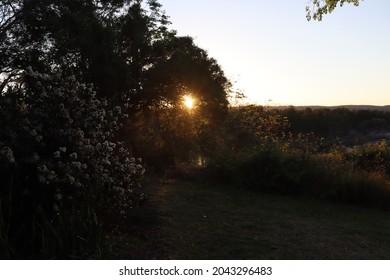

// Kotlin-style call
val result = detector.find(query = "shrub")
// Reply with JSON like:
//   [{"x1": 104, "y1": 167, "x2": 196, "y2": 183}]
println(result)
[
  {"x1": 204, "y1": 144, "x2": 309, "y2": 194},
  {"x1": 235, "y1": 146, "x2": 303, "y2": 193},
  {"x1": 203, "y1": 140, "x2": 390, "y2": 210},
  {"x1": 344, "y1": 140, "x2": 390, "y2": 176},
  {"x1": 327, "y1": 171, "x2": 390, "y2": 208},
  {"x1": 0, "y1": 68, "x2": 145, "y2": 258}
]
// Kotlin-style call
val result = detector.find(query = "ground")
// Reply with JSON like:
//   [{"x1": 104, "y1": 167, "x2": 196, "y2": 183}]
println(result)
[{"x1": 109, "y1": 178, "x2": 390, "y2": 259}]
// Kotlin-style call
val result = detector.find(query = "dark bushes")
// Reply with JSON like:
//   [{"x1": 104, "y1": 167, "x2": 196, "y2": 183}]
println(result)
[
  {"x1": 0, "y1": 70, "x2": 145, "y2": 259},
  {"x1": 203, "y1": 123, "x2": 390, "y2": 210}
]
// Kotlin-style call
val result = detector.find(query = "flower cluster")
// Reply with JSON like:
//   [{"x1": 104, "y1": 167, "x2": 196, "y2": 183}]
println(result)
[
  {"x1": 0, "y1": 68, "x2": 145, "y2": 217},
  {"x1": 0, "y1": 146, "x2": 16, "y2": 164}
]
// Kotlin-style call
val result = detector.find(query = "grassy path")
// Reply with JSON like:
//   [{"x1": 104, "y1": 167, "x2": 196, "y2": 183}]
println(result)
[{"x1": 109, "y1": 179, "x2": 390, "y2": 259}]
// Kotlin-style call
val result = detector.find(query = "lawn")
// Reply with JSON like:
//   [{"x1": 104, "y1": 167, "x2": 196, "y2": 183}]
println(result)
[{"x1": 109, "y1": 178, "x2": 390, "y2": 259}]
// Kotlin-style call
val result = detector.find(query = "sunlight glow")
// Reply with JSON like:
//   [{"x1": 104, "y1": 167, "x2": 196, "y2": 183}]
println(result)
[
  {"x1": 183, "y1": 95, "x2": 195, "y2": 110},
  {"x1": 162, "y1": 0, "x2": 390, "y2": 106}
]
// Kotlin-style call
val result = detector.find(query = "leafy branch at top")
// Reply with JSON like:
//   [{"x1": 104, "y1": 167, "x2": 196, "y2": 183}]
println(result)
[{"x1": 306, "y1": 0, "x2": 362, "y2": 21}]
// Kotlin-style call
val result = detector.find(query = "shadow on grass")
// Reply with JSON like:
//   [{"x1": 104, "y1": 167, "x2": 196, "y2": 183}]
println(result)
[{"x1": 109, "y1": 178, "x2": 390, "y2": 260}]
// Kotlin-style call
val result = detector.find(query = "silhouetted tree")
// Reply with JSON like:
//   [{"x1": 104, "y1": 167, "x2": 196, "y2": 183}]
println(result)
[
  {"x1": 144, "y1": 36, "x2": 230, "y2": 118},
  {"x1": 1, "y1": 0, "x2": 231, "y2": 172},
  {"x1": 1, "y1": 0, "x2": 230, "y2": 116}
]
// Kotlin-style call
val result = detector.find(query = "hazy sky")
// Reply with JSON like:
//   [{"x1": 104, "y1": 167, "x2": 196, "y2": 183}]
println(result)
[{"x1": 158, "y1": 0, "x2": 390, "y2": 106}]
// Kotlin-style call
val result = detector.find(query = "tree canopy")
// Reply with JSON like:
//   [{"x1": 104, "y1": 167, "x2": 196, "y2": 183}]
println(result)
[
  {"x1": 306, "y1": 0, "x2": 361, "y2": 21},
  {"x1": 0, "y1": 0, "x2": 230, "y2": 116}
]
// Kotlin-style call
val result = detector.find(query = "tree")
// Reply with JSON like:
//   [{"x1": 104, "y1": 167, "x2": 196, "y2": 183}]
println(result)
[
  {"x1": 306, "y1": 0, "x2": 361, "y2": 21},
  {"x1": 143, "y1": 36, "x2": 231, "y2": 118},
  {"x1": 123, "y1": 35, "x2": 231, "y2": 170},
  {"x1": 0, "y1": 0, "x2": 230, "y2": 116},
  {"x1": 1, "y1": 0, "x2": 231, "y2": 173}
]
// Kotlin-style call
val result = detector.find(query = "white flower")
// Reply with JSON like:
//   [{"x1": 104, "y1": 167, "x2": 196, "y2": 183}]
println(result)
[
  {"x1": 53, "y1": 204, "x2": 59, "y2": 212},
  {"x1": 1, "y1": 69, "x2": 146, "y2": 217},
  {"x1": 69, "y1": 152, "x2": 77, "y2": 160},
  {"x1": 38, "y1": 175, "x2": 46, "y2": 184},
  {"x1": 72, "y1": 161, "x2": 82, "y2": 170},
  {"x1": 0, "y1": 146, "x2": 15, "y2": 164},
  {"x1": 65, "y1": 174, "x2": 75, "y2": 185},
  {"x1": 37, "y1": 165, "x2": 48, "y2": 172},
  {"x1": 114, "y1": 106, "x2": 121, "y2": 114},
  {"x1": 31, "y1": 153, "x2": 40, "y2": 162},
  {"x1": 30, "y1": 129, "x2": 38, "y2": 137},
  {"x1": 76, "y1": 130, "x2": 84, "y2": 138},
  {"x1": 47, "y1": 171, "x2": 57, "y2": 180}
]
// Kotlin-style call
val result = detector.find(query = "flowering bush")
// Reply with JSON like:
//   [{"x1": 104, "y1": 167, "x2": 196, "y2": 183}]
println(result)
[{"x1": 0, "y1": 68, "x2": 145, "y2": 258}]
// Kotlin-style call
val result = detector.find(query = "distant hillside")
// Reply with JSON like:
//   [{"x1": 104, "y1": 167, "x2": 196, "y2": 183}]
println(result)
[
  {"x1": 271, "y1": 105, "x2": 390, "y2": 112},
  {"x1": 335, "y1": 105, "x2": 390, "y2": 111}
]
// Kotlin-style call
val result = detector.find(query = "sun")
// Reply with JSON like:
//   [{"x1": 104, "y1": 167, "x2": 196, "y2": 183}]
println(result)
[{"x1": 183, "y1": 95, "x2": 195, "y2": 110}]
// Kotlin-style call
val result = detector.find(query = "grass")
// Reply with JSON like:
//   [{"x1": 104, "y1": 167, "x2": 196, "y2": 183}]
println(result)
[{"x1": 109, "y1": 178, "x2": 390, "y2": 259}]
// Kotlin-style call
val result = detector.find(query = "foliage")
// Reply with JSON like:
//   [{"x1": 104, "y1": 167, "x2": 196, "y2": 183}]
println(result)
[
  {"x1": 126, "y1": 104, "x2": 203, "y2": 173},
  {"x1": 226, "y1": 106, "x2": 291, "y2": 144},
  {"x1": 201, "y1": 105, "x2": 390, "y2": 210},
  {"x1": 0, "y1": 0, "x2": 232, "y2": 257},
  {"x1": 0, "y1": 69, "x2": 145, "y2": 258},
  {"x1": 237, "y1": 146, "x2": 310, "y2": 194},
  {"x1": 199, "y1": 105, "x2": 291, "y2": 162},
  {"x1": 278, "y1": 106, "x2": 390, "y2": 146},
  {"x1": 0, "y1": 0, "x2": 166, "y2": 97},
  {"x1": 306, "y1": 0, "x2": 362, "y2": 21},
  {"x1": 343, "y1": 140, "x2": 390, "y2": 177},
  {"x1": 0, "y1": 0, "x2": 230, "y2": 117},
  {"x1": 201, "y1": 106, "x2": 300, "y2": 187},
  {"x1": 204, "y1": 140, "x2": 390, "y2": 210},
  {"x1": 1, "y1": 1, "x2": 231, "y2": 179},
  {"x1": 144, "y1": 36, "x2": 231, "y2": 119}
]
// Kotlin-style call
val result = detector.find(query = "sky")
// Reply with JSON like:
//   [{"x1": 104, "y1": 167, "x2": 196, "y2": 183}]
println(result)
[{"x1": 158, "y1": 0, "x2": 390, "y2": 106}]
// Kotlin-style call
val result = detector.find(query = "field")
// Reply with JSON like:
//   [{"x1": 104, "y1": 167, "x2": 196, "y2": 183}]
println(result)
[{"x1": 110, "y1": 178, "x2": 390, "y2": 259}]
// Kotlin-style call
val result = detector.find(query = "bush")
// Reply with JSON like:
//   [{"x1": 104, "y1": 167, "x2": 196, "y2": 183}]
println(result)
[
  {"x1": 0, "y1": 68, "x2": 145, "y2": 258},
  {"x1": 204, "y1": 144, "x2": 309, "y2": 194},
  {"x1": 203, "y1": 141, "x2": 390, "y2": 210},
  {"x1": 236, "y1": 146, "x2": 309, "y2": 194},
  {"x1": 344, "y1": 140, "x2": 390, "y2": 176},
  {"x1": 328, "y1": 171, "x2": 390, "y2": 208}
]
